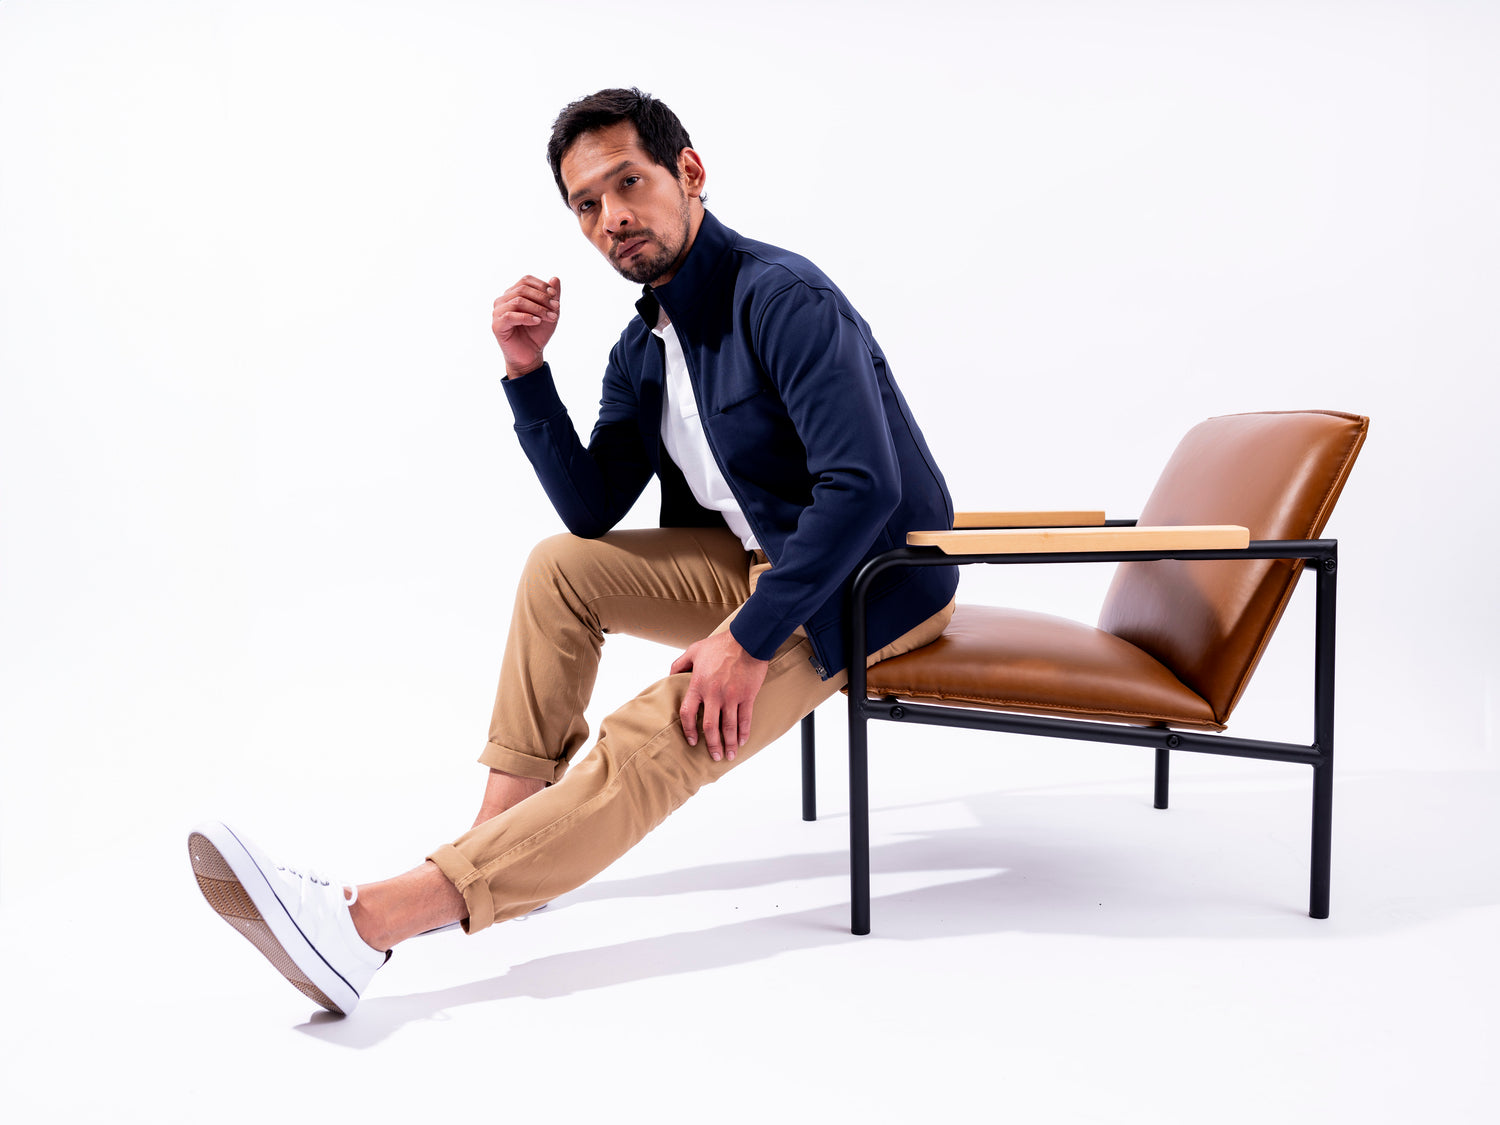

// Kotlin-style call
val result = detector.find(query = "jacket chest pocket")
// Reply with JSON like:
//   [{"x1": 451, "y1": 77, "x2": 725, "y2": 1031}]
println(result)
[
  {"x1": 696, "y1": 352, "x2": 769, "y2": 417},
  {"x1": 709, "y1": 384, "x2": 768, "y2": 417},
  {"x1": 704, "y1": 395, "x2": 808, "y2": 488}
]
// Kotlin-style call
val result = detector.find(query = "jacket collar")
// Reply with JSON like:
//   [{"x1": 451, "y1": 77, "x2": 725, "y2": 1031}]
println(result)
[{"x1": 632, "y1": 209, "x2": 735, "y2": 329}]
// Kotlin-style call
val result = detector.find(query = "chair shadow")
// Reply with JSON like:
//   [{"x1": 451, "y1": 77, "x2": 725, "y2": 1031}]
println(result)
[{"x1": 298, "y1": 768, "x2": 1500, "y2": 1048}]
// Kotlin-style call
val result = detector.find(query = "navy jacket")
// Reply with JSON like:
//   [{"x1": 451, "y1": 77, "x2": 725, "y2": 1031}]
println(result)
[{"x1": 502, "y1": 211, "x2": 957, "y2": 677}]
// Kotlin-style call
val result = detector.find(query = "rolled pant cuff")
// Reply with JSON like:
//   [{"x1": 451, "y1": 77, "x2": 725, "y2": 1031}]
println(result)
[
  {"x1": 478, "y1": 740, "x2": 566, "y2": 784},
  {"x1": 426, "y1": 843, "x2": 496, "y2": 935}
]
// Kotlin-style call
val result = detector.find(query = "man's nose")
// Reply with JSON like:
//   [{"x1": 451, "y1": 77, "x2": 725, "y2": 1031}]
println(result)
[{"x1": 601, "y1": 195, "x2": 632, "y2": 234}]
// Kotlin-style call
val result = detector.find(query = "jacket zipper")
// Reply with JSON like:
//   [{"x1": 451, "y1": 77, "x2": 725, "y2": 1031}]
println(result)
[{"x1": 656, "y1": 293, "x2": 835, "y2": 678}]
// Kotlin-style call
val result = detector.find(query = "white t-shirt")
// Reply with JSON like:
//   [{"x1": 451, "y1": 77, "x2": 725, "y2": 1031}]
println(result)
[{"x1": 652, "y1": 313, "x2": 760, "y2": 551}]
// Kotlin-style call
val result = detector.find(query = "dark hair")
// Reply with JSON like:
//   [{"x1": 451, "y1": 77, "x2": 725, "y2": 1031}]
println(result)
[{"x1": 546, "y1": 87, "x2": 699, "y2": 204}]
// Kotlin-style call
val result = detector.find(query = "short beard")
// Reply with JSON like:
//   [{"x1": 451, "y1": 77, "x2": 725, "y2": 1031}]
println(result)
[
  {"x1": 613, "y1": 236, "x2": 679, "y2": 284},
  {"x1": 611, "y1": 193, "x2": 693, "y2": 285}
]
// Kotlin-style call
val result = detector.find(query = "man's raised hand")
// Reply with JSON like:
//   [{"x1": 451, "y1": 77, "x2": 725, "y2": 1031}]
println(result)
[{"x1": 492, "y1": 275, "x2": 561, "y2": 379}]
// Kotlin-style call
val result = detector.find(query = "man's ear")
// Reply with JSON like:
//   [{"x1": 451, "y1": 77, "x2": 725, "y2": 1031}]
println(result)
[{"x1": 677, "y1": 147, "x2": 707, "y2": 201}]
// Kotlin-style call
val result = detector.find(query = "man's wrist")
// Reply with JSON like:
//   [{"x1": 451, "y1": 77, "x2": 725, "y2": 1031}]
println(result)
[
  {"x1": 504, "y1": 357, "x2": 545, "y2": 380},
  {"x1": 721, "y1": 630, "x2": 765, "y2": 665},
  {"x1": 727, "y1": 613, "x2": 778, "y2": 663}
]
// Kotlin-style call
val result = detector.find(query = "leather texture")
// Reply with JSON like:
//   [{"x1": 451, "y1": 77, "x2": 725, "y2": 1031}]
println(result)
[
  {"x1": 865, "y1": 604, "x2": 1225, "y2": 730},
  {"x1": 866, "y1": 410, "x2": 1368, "y2": 729},
  {"x1": 1098, "y1": 410, "x2": 1367, "y2": 724}
]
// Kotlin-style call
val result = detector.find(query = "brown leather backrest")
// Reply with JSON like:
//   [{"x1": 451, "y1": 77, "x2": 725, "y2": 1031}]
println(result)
[{"x1": 1097, "y1": 410, "x2": 1368, "y2": 724}]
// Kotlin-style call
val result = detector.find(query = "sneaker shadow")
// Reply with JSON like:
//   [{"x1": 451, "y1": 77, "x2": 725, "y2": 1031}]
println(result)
[
  {"x1": 297, "y1": 873, "x2": 1008, "y2": 1048},
  {"x1": 297, "y1": 769, "x2": 1500, "y2": 1048}
]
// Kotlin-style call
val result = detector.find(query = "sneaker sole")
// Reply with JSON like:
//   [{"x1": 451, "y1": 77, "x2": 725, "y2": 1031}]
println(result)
[{"x1": 188, "y1": 828, "x2": 355, "y2": 1015}]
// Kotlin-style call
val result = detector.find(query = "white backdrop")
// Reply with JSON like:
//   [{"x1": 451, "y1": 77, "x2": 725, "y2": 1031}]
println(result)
[
  {"x1": 3, "y1": 4, "x2": 1500, "y2": 1122},
  {"x1": 2, "y1": 0, "x2": 1497, "y2": 897}
]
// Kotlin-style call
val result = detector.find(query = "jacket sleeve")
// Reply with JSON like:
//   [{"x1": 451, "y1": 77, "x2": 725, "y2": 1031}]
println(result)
[
  {"x1": 501, "y1": 345, "x2": 654, "y2": 538},
  {"x1": 728, "y1": 283, "x2": 902, "y2": 660}
]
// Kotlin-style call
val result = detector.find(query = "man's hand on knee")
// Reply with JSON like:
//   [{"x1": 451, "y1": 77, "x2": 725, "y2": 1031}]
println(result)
[{"x1": 670, "y1": 633, "x2": 770, "y2": 762}]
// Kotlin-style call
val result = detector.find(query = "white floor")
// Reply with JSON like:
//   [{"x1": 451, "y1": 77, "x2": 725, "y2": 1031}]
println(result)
[{"x1": 3, "y1": 718, "x2": 1496, "y2": 1124}]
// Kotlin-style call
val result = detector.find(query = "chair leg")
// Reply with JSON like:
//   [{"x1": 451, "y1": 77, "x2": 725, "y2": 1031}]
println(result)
[
  {"x1": 1153, "y1": 747, "x2": 1170, "y2": 810},
  {"x1": 800, "y1": 712, "x2": 816, "y2": 822},
  {"x1": 1310, "y1": 761, "x2": 1332, "y2": 918},
  {"x1": 1309, "y1": 552, "x2": 1337, "y2": 919},
  {"x1": 849, "y1": 707, "x2": 871, "y2": 936}
]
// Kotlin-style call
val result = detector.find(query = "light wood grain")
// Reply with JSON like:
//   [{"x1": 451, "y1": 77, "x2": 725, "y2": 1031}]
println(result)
[{"x1": 908, "y1": 524, "x2": 1250, "y2": 554}]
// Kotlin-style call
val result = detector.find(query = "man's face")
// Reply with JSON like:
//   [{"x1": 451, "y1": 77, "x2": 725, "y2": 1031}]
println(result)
[{"x1": 559, "y1": 121, "x2": 700, "y2": 286}]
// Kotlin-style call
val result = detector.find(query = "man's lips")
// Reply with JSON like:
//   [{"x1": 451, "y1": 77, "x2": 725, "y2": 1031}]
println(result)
[{"x1": 614, "y1": 238, "x2": 649, "y2": 260}]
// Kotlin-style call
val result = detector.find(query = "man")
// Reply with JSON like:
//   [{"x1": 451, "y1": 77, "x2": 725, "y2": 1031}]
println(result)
[{"x1": 189, "y1": 88, "x2": 957, "y2": 1016}]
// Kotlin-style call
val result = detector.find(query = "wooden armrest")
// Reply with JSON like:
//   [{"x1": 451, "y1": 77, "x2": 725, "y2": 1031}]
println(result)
[
  {"x1": 952, "y1": 510, "x2": 1106, "y2": 529},
  {"x1": 907, "y1": 524, "x2": 1250, "y2": 554}
]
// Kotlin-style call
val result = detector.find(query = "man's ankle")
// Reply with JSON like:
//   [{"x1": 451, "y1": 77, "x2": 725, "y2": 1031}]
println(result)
[
  {"x1": 348, "y1": 895, "x2": 392, "y2": 954},
  {"x1": 349, "y1": 862, "x2": 465, "y2": 951},
  {"x1": 473, "y1": 769, "x2": 547, "y2": 825}
]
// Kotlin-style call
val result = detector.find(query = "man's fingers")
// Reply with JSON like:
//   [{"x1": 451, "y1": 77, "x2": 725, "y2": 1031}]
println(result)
[
  {"x1": 499, "y1": 292, "x2": 555, "y2": 316},
  {"x1": 505, "y1": 274, "x2": 553, "y2": 297},
  {"x1": 496, "y1": 304, "x2": 556, "y2": 328},
  {"x1": 498, "y1": 278, "x2": 562, "y2": 317},
  {"x1": 493, "y1": 308, "x2": 551, "y2": 333},
  {"x1": 720, "y1": 705, "x2": 740, "y2": 762},
  {"x1": 492, "y1": 276, "x2": 562, "y2": 378},
  {"x1": 504, "y1": 276, "x2": 561, "y2": 302},
  {"x1": 679, "y1": 689, "x2": 701, "y2": 747},
  {"x1": 701, "y1": 703, "x2": 724, "y2": 761},
  {"x1": 673, "y1": 632, "x2": 767, "y2": 762},
  {"x1": 492, "y1": 316, "x2": 546, "y2": 346},
  {"x1": 500, "y1": 292, "x2": 557, "y2": 318}
]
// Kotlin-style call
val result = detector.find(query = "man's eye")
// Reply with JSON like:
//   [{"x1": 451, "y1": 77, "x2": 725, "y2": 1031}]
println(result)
[
  {"x1": 623, "y1": 176, "x2": 640, "y2": 187},
  {"x1": 577, "y1": 201, "x2": 594, "y2": 215}
]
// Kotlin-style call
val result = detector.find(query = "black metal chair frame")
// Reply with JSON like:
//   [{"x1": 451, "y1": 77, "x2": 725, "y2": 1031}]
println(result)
[{"x1": 798, "y1": 527, "x2": 1339, "y2": 935}]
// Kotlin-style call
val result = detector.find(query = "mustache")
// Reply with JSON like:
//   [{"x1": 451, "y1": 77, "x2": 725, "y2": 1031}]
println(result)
[{"x1": 610, "y1": 231, "x2": 656, "y2": 254}]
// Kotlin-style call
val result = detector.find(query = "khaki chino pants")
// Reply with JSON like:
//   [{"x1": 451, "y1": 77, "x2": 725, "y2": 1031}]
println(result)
[{"x1": 426, "y1": 527, "x2": 952, "y2": 933}]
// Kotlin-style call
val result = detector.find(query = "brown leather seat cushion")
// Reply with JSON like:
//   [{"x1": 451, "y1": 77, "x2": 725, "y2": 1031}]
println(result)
[{"x1": 865, "y1": 604, "x2": 1224, "y2": 731}]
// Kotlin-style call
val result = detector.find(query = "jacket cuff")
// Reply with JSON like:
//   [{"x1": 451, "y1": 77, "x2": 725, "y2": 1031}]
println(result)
[
  {"x1": 728, "y1": 596, "x2": 791, "y2": 663},
  {"x1": 501, "y1": 362, "x2": 567, "y2": 424}
]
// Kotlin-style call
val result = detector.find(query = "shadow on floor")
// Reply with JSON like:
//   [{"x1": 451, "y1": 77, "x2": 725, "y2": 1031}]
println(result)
[{"x1": 298, "y1": 768, "x2": 1500, "y2": 1047}]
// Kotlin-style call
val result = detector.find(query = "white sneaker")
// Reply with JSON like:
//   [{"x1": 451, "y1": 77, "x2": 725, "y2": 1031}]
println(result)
[{"x1": 188, "y1": 822, "x2": 388, "y2": 1016}]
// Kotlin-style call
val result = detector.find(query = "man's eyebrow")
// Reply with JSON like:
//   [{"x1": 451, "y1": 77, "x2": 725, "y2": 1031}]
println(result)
[{"x1": 567, "y1": 160, "x2": 638, "y2": 206}]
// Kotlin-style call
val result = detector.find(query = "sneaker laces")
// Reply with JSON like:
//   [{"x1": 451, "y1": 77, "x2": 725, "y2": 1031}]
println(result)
[{"x1": 276, "y1": 862, "x2": 358, "y2": 906}]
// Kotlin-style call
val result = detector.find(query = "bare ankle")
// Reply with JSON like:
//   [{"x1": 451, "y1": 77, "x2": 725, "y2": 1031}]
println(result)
[
  {"x1": 348, "y1": 894, "x2": 390, "y2": 953},
  {"x1": 473, "y1": 768, "x2": 547, "y2": 826},
  {"x1": 351, "y1": 862, "x2": 465, "y2": 950}
]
